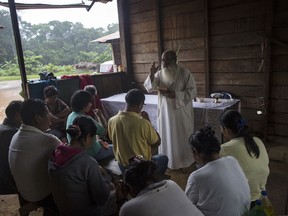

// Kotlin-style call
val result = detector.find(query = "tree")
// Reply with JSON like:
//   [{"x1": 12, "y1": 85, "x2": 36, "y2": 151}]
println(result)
[
  {"x1": 0, "y1": 10, "x2": 16, "y2": 65},
  {"x1": 20, "y1": 20, "x2": 118, "y2": 65},
  {"x1": 0, "y1": 9, "x2": 120, "y2": 76},
  {"x1": 107, "y1": 23, "x2": 119, "y2": 33}
]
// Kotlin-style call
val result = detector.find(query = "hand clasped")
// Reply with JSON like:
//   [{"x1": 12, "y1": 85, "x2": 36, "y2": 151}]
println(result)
[{"x1": 158, "y1": 88, "x2": 175, "y2": 98}]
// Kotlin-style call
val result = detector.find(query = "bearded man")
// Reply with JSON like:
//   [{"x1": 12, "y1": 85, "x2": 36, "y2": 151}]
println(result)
[{"x1": 144, "y1": 50, "x2": 197, "y2": 169}]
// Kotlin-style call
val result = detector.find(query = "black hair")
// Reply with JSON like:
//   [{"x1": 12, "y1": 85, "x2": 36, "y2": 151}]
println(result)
[
  {"x1": 5, "y1": 100, "x2": 23, "y2": 120},
  {"x1": 66, "y1": 115, "x2": 97, "y2": 145},
  {"x1": 20, "y1": 99, "x2": 47, "y2": 125},
  {"x1": 70, "y1": 90, "x2": 92, "y2": 112},
  {"x1": 219, "y1": 110, "x2": 260, "y2": 158},
  {"x1": 84, "y1": 85, "x2": 97, "y2": 96},
  {"x1": 125, "y1": 89, "x2": 145, "y2": 106},
  {"x1": 43, "y1": 85, "x2": 59, "y2": 98},
  {"x1": 124, "y1": 160, "x2": 157, "y2": 192},
  {"x1": 189, "y1": 126, "x2": 220, "y2": 156}
]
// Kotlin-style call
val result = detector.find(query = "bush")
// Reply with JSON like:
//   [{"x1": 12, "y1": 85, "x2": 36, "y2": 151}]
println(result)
[
  {"x1": 41, "y1": 64, "x2": 76, "y2": 74},
  {"x1": 24, "y1": 52, "x2": 43, "y2": 75},
  {"x1": 0, "y1": 61, "x2": 20, "y2": 76}
]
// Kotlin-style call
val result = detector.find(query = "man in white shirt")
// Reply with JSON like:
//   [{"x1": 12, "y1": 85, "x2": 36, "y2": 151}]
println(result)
[{"x1": 9, "y1": 99, "x2": 61, "y2": 215}]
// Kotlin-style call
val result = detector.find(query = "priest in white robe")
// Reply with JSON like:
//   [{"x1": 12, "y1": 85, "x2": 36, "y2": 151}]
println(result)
[{"x1": 144, "y1": 50, "x2": 197, "y2": 169}]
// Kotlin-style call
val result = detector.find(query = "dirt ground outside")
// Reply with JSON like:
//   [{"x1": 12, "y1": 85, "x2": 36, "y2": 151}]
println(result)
[{"x1": 0, "y1": 80, "x2": 23, "y2": 122}]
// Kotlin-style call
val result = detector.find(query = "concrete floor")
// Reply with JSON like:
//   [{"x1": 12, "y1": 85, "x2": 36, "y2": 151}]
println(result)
[
  {"x1": 0, "y1": 81, "x2": 287, "y2": 215},
  {"x1": 266, "y1": 161, "x2": 288, "y2": 215},
  {"x1": 0, "y1": 165, "x2": 194, "y2": 216},
  {"x1": 1, "y1": 161, "x2": 287, "y2": 216},
  {"x1": 0, "y1": 194, "x2": 43, "y2": 216}
]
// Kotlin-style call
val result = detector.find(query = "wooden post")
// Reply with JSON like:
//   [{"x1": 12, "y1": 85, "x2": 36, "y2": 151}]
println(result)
[
  {"x1": 204, "y1": 0, "x2": 210, "y2": 97},
  {"x1": 156, "y1": 0, "x2": 163, "y2": 62},
  {"x1": 117, "y1": 0, "x2": 133, "y2": 90},
  {"x1": 8, "y1": 0, "x2": 28, "y2": 99}
]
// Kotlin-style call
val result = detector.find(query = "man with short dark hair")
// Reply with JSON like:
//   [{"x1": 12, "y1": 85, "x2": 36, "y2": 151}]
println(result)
[
  {"x1": 9, "y1": 99, "x2": 61, "y2": 215},
  {"x1": 0, "y1": 100, "x2": 23, "y2": 194},
  {"x1": 108, "y1": 89, "x2": 168, "y2": 176}
]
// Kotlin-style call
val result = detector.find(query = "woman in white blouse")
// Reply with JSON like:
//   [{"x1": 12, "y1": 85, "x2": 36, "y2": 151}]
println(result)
[{"x1": 185, "y1": 126, "x2": 251, "y2": 216}]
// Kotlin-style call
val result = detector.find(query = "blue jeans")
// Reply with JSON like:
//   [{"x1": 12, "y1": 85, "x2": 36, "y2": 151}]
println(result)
[
  {"x1": 95, "y1": 144, "x2": 114, "y2": 162},
  {"x1": 118, "y1": 154, "x2": 168, "y2": 176}
]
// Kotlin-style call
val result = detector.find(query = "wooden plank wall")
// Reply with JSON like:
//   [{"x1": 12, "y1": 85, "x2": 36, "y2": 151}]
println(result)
[
  {"x1": 27, "y1": 73, "x2": 126, "y2": 106},
  {"x1": 161, "y1": 0, "x2": 206, "y2": 96},
  {"x1": 127, "y1": 0, "x2": 160, "y2": 89},
  {"x1": 208, "y1": 0, "x2": 267, "y2": 139},
  {"x1": 111, "y1": 40, "x2": 122, "y2": 66},
  {"x1": 121, "y1": 0, "x2": 288, "y2": 146},
  {"x1": 268, "y1": 0, "x2": 288, "y2": 146}
]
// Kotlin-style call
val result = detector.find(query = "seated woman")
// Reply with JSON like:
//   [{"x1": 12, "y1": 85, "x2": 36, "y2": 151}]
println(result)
[
  {"x1": 44, "y1": 85, "x2": 70, "y2": 142},
  {"x1": 185, "y1": 126, "x2": 250, "y2": 216},
  {"x1": 219, "y1": 110, "x2": 270, "y2": 208},
  {"x1": 84, "y1": 85, "x2": 110, "y2": 144},
  {"x1": 49, "y1": 115, "x2": 117, "y2": 216},
  {"x1": 84, "y1": 85, "x2": 107, "y2": 120},
  {"x1": 116, "y1": 158, "x2": 204, "y2": 216},
  {"x1": 66, "y1": 90, "x2": 113, "y2": 162}
]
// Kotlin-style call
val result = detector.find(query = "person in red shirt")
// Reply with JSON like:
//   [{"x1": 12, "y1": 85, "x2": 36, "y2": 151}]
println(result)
[
  {"x1": 84, "y1": 85, "x2": 109, "y2": 144},
  {"x1": 84, "y1": 85, "x2": 107, "y2": 125}
]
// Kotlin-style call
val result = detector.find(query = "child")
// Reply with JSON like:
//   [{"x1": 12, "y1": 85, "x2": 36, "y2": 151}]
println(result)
[{"x1": 44, "y1": 85, "x2": 70, "y2": 142}]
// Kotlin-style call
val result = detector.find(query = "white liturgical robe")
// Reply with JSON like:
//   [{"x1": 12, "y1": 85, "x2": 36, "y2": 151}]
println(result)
[{"x1": 144, "y1": 65, "x2": 197, "y2": 169}]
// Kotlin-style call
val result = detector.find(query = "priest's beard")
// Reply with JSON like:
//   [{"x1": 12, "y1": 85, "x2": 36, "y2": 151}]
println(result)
[{"x1": 161, "y1": 63, "x2": 178, "y2": 88}]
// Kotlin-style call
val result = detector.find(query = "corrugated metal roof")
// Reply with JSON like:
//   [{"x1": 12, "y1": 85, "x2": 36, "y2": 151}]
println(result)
[{"x1": 90, "y1": 31, "x2": 119, "y2": 43}]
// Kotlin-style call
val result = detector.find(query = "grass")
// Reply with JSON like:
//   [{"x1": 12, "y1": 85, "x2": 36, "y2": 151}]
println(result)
[
  {"x1": 0, "y1": 70, "x2": 97, "y2": 82},
  {"x1": 0, "y1": 75, "x2": 39, "y2": 81}
]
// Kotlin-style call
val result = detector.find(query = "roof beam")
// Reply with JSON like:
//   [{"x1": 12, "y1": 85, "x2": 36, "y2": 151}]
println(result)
[{"x1": 0, "y1": 2, "x2": 89, "y2": 10}]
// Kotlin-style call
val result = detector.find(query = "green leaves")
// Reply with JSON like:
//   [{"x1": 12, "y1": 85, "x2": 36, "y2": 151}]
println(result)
[{"x1": 0, "y1": 8, "x2": 119, "y2": 77}]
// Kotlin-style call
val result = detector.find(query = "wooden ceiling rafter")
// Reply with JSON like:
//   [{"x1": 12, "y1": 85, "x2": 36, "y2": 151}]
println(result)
[
  {"x1": 0, "y1": 0, "x2": 113, "y2": 11},
  {"x1": 0, "y1": 2, "x2": 88, "y2": 10}
]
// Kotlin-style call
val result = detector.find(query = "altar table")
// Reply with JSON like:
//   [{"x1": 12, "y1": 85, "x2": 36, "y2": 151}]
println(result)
[{"x1": 101, "y1": 93, "x2": 240, "y2": 142}]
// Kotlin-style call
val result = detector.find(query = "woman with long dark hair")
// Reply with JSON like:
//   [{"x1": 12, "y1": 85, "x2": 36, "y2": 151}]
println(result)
[{"x1": 219, "y1": 110, "x2": 269, "y2": 207}]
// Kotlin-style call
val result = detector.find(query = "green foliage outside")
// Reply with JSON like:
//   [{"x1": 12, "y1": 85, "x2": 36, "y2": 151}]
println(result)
[
  {"x1": 0, "y1": 70, "x2": 94, "y2": 81},
  {"x1": 0, "y1": 9, "x2": 118, "y2": 80}
]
